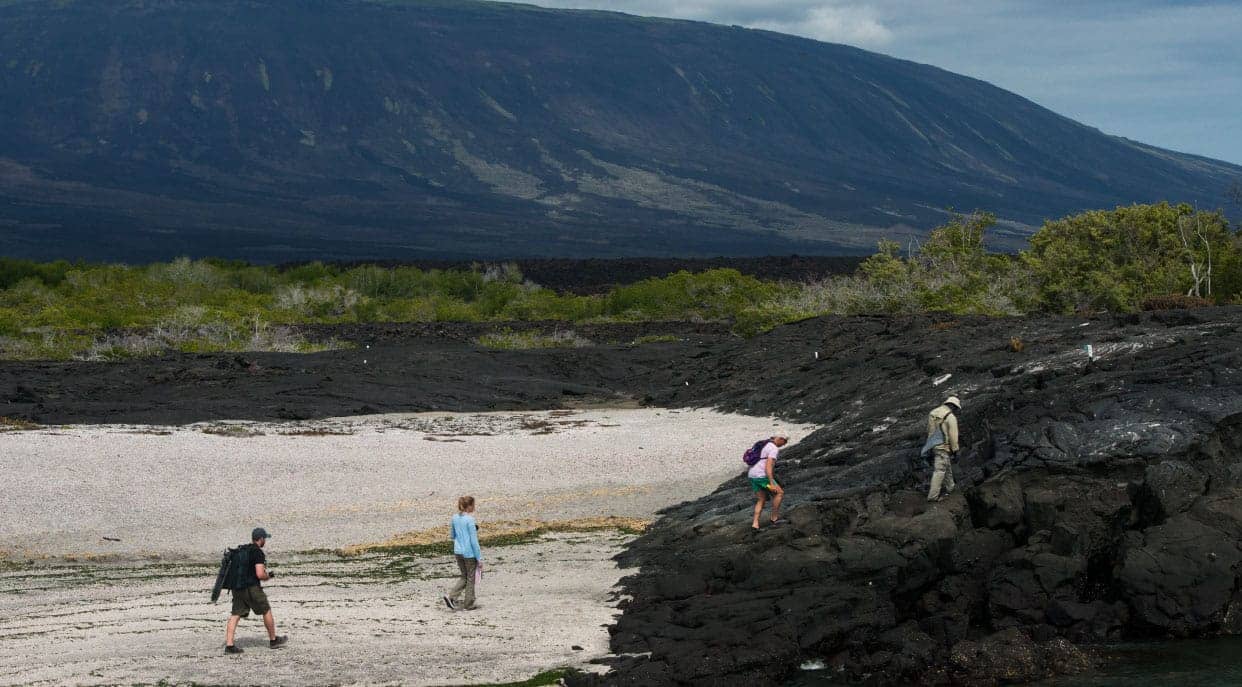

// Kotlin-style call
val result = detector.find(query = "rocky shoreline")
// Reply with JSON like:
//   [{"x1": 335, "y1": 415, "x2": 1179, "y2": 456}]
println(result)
[
  {"x1": 6, "y1": 308, "x2": 1242, "y2": 684},
  {"x1": 582, "y1": 307, "x2": 1242, "y2": 685}
]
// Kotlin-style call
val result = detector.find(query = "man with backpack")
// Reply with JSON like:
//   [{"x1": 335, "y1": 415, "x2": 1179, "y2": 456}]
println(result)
[
  {"x1": 924, "y1": 396, "x2": 962, "y2": 502},
  {"x1": 223, "y1": 527, "x2": 287, "y2": 654},
  {"x1": 746, "y1": 432, "x2": 789, "y2": 530}
]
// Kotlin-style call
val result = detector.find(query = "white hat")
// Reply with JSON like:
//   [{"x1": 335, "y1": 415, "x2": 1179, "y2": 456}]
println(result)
[
  {"x1": 945, "y1": 396, "x2": 962, "y2": 409},
  {"x1": 772, "y1": 430, "x2": 789, "y2": 440}
]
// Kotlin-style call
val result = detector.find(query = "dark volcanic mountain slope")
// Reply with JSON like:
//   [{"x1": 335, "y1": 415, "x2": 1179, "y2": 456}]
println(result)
[{"x1": 1, "y1": 0, "x2": 1240, "y2": 261}]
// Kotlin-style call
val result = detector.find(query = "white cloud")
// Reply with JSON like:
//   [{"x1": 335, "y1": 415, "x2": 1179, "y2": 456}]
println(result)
[
  {"x1": 530, "y1": 0, "x2": 894, "y2": 44},
  {"x1": 749, "y1": 4, "x2": 893, "y2": 45}
]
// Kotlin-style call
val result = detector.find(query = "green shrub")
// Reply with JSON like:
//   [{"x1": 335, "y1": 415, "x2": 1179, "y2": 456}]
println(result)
[
  {"x1": 732, "y1": 306, "x2": 805, "y2": 337},
  {"x1": 499, "y1": 290, "x2": 602, "y2": 321},
  {"x1": 228, "y1": 265, "x2": 281, "y2": 294},
  {"x1": 346, "y1": 265, "x2": 424, "y2": 299},
  {"x1": 1025, "y1": 203, "x2": 1236, "y2": 313},
  {"x1": 604, "y1": 269, "x2": 776, "y2": 320},
  {"x1": 148, "y1": 257, "x2": 225, "y2": 288},
  {"x1": 281, "y1": 261, "x2": 338, "y2": 284},
  {"x1": 475, "y1": 329, "x2": 593, "y2": 350},
  {"x1": 432, "y1": 298, "x2": 485, "y2": 322},
  {"x1": 0, "y1": 258, "x2": 76, "y2": 289},
  {"x1": 273, "y1": 284, "x2": 361, "y2": 319},
  {"x1": 786, "y1": 213, "x2": 1034, "y2": 318},
  {"x1": 0, "y1": 308, "x2": 22, "y2": 337},
  {"x1": 630, "y1": 334, "x2": 681, "y2": 345}
]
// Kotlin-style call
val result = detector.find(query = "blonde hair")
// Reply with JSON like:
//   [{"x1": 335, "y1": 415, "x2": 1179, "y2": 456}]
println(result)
[{"x1": 457, "y1": 495, "x2": 476, "y2": 512}]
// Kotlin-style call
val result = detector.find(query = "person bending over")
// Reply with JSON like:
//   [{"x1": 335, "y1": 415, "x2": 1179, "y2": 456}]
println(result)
[{"x1": 750, "y1": 432, "x2": 789, "y2": 530}]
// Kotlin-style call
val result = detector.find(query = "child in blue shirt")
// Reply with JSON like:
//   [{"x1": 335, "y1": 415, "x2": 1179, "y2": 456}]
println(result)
[{"x1": 444, "y1": 495, "x2": 482, "y2": 611}]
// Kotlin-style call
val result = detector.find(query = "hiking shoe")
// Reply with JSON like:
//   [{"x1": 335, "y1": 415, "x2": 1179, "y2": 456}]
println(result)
[
  {"x1": 224, "y1": 645, "x2": 243, "y2": 655},
  {"x1": 443, "y1": 595, "x2": 457, "y2": 611},
  {"x1": 269, "y1": 636, "x2": 288, "y2": 649}
]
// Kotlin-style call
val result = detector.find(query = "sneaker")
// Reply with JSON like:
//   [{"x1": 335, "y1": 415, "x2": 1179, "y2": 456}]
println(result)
[
  {"x1": 269, "y1": 636, "x2": 288, "y2": 649},
  {"x1": 224, "y1": 645, "x2": 243, "y2": 655},
  {"x1": 770, "y1": 518, "x2": 789, "y2": 526},
  {"x1": 443, "y1": 595, "x2": 457, "y2": 611}
]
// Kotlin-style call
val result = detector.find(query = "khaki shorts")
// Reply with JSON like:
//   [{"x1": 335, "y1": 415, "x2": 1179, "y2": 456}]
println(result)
[{"x1": 231, "y1": 585, "x2": 271, "y2": 618}]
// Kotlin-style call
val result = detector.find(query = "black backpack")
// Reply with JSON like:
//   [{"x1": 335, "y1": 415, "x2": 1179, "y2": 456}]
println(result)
[{"x1": 210, "y1": 545, "x2": 251, "y2": 602}]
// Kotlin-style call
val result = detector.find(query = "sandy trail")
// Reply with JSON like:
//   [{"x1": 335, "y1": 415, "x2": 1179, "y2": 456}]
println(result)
[
  {"x1": 0, "y1": 408, "x2": 812, "y2": 686},
  {"x1": 1, "y1": 408, "x2": 804, "y2": 559},
  {"x1": 0, "y1": 532, "x2": 630, "y2": 687}
]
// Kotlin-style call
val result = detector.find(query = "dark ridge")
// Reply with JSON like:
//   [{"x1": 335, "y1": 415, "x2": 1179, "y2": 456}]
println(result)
[{"x1": 1, "y1": 0, "x2": 1239, "y2": 262}]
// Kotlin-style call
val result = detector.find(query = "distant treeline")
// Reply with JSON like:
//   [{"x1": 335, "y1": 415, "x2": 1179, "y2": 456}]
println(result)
[{"x1": 0, "y1": 202, "x2": 1237, "y2": 360}]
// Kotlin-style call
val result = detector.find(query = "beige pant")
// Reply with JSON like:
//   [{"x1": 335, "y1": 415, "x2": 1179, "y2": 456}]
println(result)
[
  {"x1": 449, "y1": 555, "x2": 477, "y2": 609},
  {"x1": 927, "y1": 449, "x2": 955, "y2": 500}
]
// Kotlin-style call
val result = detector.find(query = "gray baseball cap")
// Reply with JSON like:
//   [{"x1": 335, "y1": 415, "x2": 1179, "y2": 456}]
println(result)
[{"x1": 251, "y1": 527, "x2": 271, "y2": 541}]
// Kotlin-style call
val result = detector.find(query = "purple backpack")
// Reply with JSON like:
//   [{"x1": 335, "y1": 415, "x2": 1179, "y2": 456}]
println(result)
[{"x1": 742, "y1": 439, "x2": 772, "y2": 467}]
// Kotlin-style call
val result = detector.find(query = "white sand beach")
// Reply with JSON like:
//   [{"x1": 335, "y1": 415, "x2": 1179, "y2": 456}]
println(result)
[
  {"x1": 0, "y1": 533, "x2": 630, "y2": 686},
  {"x1": 0, "y1": 408, "x2": 813, "y2": 686}
]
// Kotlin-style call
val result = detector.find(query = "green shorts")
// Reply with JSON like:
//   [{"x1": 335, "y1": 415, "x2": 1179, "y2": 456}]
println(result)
[
  {"x1": 750, "y1": 477, "x2": 776, "y2": 493},
  {"x1": 230, "y1": 585, "x2": 271, "y2": 618}
]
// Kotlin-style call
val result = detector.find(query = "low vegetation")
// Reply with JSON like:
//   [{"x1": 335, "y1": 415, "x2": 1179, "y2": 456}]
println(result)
[
  {"x1": 630, "y1": 334, "x2": 681, "y2": 345},
  {"x1": 0, "y1": 202, "x2": 1237, "y2": 360},
  {"x1": 340, "y1": 517, "x2": 650, "y2": 557},
  {"x1": 0, "y1": 416, "x2": 40, "y2": 432},
  {"x1": 465, "y1": 669, "x2": 570, "y2": 687},
  {"x1": 475, "y1": 329, "x2": 594, "y2": 350}
]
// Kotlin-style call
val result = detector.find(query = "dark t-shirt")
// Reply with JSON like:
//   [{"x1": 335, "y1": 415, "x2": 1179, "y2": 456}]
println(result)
[{"x1": 237, "y1": 544, "x2": 266, "y2": 589}]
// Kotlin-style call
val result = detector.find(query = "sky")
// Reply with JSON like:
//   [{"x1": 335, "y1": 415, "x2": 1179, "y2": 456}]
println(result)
[{"x1": 529, "y1": 0, "x2": 1242, "y2": 166}]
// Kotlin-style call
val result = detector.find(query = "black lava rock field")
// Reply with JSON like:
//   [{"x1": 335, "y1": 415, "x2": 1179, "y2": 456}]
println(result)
[
  {"x1": 5, "y1": 309, "x2": 1242, "y2": 684},
  {"x1": 589, "y1": 307, "x2": 1242, "y2": 685}
]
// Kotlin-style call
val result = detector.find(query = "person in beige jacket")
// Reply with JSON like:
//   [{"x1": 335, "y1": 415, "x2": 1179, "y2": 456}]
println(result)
[{"x1": 926, "y1": 396, "x2": 961, "y2": 501}]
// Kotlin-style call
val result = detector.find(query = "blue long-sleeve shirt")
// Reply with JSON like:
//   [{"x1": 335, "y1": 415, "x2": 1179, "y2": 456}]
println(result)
[{"x1": 450, "y1": 513, "x2": 482, "y2": 561}]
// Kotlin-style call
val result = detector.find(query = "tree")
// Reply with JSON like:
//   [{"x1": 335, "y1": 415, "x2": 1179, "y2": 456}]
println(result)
[
  {"x1": 918, "y1": 211, "x2": 995, "y2": 276},
  {"x1": 853, "y1": 212, "x2": 1034, "y2": 315},
  {"x1": 1177, "y1": 209, "x2": 1213, "y2": 298},
  {"x1": 1024, "y1": 202, "x2": 1235, "y2": 313},
  {"x1": 859, "y1": 239, "x2": 909, "y2": 286}
]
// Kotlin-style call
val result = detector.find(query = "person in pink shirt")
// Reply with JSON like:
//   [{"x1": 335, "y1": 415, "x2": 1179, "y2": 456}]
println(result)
[{"x1": 749, "y1": 432, "x2": 788, "y2": 530}]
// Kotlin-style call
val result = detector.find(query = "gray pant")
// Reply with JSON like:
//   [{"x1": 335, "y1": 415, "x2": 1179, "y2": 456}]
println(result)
[
  {"x1": 449, "y1": 555, "x2": 477, "y2": 609},
  {"x1": 928, "y1": 449, "x2": 955, "y2": 500}
]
